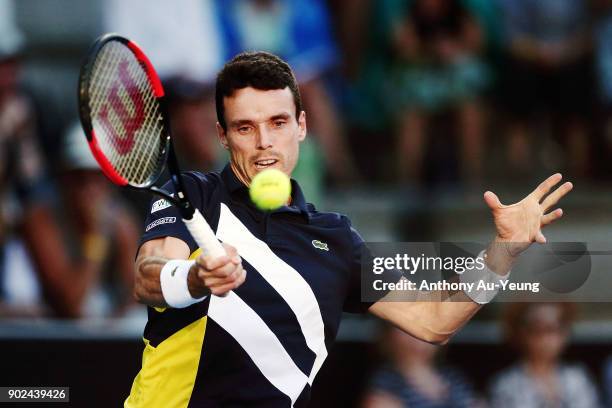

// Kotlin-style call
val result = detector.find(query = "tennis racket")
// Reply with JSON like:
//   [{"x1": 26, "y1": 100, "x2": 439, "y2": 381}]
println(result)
[{"x1": 78, "y1": 33, "x2": 225, "y2": 259}]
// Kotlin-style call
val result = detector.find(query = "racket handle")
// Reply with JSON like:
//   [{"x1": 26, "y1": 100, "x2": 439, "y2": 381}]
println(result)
[{"x1": 183, "y1": 208, "x2": 226, "y2": 258}]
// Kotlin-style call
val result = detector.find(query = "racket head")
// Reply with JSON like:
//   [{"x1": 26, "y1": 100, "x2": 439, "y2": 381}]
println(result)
[{"x1": 78, "y1": 33, "x2": 169, "y2": 188}]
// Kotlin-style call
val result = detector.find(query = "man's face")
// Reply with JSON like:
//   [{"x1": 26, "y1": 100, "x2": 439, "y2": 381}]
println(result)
[{"x1": 217, "y1": 86, "x2": 306, "y2": 185}]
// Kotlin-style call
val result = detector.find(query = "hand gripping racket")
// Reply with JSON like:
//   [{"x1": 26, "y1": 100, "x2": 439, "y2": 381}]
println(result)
[{"x1": 78, "y1": 33, "x2": 225, "y2": 259}]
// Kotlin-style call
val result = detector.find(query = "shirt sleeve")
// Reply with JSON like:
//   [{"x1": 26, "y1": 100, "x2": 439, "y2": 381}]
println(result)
[
  {"x1": 342, "y1": 219, "x2": 402, "y2": 314},
  {"x1": 138, "y1": 172, "x2": 207, "y2": 254}
]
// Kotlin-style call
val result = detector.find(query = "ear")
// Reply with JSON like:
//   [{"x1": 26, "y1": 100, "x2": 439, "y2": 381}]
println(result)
[
  {"x1": 297, "y1": 111, "x2": 307, "y2": 142},
  {"x1": 216, "y1": 122, "x2": 229, "y2": 150}
]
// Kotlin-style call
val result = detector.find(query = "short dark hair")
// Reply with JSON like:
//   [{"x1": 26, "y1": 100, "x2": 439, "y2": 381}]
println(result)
[
  {"x1": 215, "y1": 51, "x2": 303, "y2": 130},
  {"x1": 503, "y1": 302, "x2": 576, "y2": 350}
]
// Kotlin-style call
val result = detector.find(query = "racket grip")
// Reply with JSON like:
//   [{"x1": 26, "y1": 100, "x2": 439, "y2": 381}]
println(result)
[{"x1": 183, "y1": 208, "x2": 226, "y2": 258}]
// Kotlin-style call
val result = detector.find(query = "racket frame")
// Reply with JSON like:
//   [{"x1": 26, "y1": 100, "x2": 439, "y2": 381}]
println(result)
[{"x1": 78, "y1": 33, "x2": 195, "y2": 219}]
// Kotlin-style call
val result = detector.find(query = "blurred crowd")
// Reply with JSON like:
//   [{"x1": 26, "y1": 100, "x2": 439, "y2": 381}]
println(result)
[
  {"x1": 1, "y1": 0, "x2": 612, "y2": 406},
  {"x1": 362, "y1": 302, "x2": 606, "y2": 408},
  {"x1": 5, "y1": 0, "x2": 610, "y2": 314}
]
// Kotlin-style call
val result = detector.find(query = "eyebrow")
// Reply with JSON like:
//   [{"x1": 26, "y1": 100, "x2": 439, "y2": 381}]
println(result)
[
  {"x1": 229, "y1": 119, "x2": 254, "y2": 128},
  {"x1": 229, "y1": 113, "x2": 292, "y2": 128},
  {"x1": 270, "y1": 113, "x2": 291, "y2": 121}
]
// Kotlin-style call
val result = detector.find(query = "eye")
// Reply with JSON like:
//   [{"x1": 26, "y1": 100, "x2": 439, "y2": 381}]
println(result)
[
  {"x1": 273, "y1": 120, "x2": 286, "y2": 128},
  {"x1": 237, "y1": 126, "x2": 252, "y2": 134}
]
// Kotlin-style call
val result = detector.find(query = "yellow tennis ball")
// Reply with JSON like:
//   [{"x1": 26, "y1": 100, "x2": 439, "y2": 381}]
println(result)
[{"x1": 249, "y1": 168, "x2": 291, "y2": 211}]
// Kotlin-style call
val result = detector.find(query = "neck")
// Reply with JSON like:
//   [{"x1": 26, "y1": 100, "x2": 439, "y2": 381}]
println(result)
[
  {"x1": 230, "y1": 161, "x2": 251, "y2": 187},
  {"x1": 397, "y1": 355, "x2": 431, "y2": 371},
  {"x1": 525, "y1": 358, "x2": 557, "y2": 376}
]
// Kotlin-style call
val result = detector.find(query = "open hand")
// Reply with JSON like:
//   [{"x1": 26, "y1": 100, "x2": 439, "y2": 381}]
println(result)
[{"x1": 484, "y1": 173, "x2": 573, "y2": 257}]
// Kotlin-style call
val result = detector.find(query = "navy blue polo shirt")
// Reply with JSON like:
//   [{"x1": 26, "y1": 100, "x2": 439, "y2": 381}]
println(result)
[{"x1": 127, "y1": 164, "x2": 378, "y2": 408}]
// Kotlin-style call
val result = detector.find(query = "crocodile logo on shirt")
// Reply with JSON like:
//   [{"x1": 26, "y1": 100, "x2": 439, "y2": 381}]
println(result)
[{"x1": 312, "y1": 240, "x2": 329, "y2": 251}]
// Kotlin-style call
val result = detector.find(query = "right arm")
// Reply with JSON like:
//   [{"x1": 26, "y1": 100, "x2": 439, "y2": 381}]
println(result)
[{"x1": 133, "y1": 237, "x2": 245, "y2": 308}]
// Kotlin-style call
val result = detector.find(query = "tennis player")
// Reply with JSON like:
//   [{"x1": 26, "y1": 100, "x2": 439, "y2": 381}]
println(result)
[{"x1": 124, "y1": 52, "x2": 572, "y2": 407}]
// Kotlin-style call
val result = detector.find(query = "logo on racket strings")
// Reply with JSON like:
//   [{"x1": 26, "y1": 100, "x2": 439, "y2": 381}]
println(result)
[{"x1": 98, "y1": 60, "x2": 146, "y2": 155}]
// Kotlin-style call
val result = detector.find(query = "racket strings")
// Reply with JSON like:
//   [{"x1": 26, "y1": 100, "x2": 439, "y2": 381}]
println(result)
[{"x1": 88, "y1": 41, "x2": 163, "y2": 186}]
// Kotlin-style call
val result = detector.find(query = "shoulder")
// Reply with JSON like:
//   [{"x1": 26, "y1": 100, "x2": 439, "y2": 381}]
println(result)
[
  {"x1": 181, "y1": 170, "x2": 222, "y2": 188},
  {"x1": 490, "y1": 364, "x2": 524, "y2": 391},
  {"x1": 307, "y1": 208, "x2": 363, "y2": 242},
  {"x1": 369, "y1": 366, "x2": 405, "y2": 391},
  {"x1": 560, "y1": 364, "x2": 600, "y2": 405},
  {"x1": 171, "y1": 170, "x2": 223, "y2": 199},
  {"x1": 559, "y1": 364, "x2": 596, "y2": 385},
  {"x1": 440, "y1": 365, "x2": 470, "y2": 384},
  {"x1": 307, "y1": 207, "x2": 352, "y2": 229}
]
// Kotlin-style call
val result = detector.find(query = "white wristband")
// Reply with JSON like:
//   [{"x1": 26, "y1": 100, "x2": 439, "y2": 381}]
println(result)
[
  {"x1": 160, "y1": 259, "x2": 207, "y2": 308},
  {"x1": 460, "y1": 250, "x2": 511, "y2": 305}
]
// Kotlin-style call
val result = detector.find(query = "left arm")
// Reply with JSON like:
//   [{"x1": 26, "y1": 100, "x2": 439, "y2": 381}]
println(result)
[{"x1": 369, "y1": 174, "x2": 573, "y2": 344}]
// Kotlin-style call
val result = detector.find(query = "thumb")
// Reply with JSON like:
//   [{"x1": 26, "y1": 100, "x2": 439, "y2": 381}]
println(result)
[
  {"x1": 484, "y1": 191, "x2": 503, "y2": 211},
  {"x1": 535, "y1": 230, "x2": 547, "y2": 244}
]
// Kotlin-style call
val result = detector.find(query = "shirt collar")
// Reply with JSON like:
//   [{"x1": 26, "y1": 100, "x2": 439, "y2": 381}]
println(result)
[{"x1": 221, "y1": 163, "x2": 311, "y2": 222}]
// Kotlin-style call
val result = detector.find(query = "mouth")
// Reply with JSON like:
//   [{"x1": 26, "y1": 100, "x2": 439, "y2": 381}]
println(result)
[{"x1": 254, "y1": 158, "x2": 279, "y2": 170}]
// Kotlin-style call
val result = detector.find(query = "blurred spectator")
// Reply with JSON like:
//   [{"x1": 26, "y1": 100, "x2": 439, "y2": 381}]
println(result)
[
  {"x1": 104, "y1": 0, "x2": 225, "y2": 174},
  {"x1": 603, "y1": 355, "x2": 612, "y2": 407},
  {"x1": 363, "y1": 325, "x2": 481, "y2": 408},
  {"x1": 0, "y1": 2, "x2": 140, "y2": 317},
  {"x1": 489, "y1": 303, "x2": 600, "y2": 408},
  {"x1": 499, "y1": 0, "x2": 593, "y2": 177},
  {"x1": 1, "y1": 3, "x2": 137, "y2": 319},
  {"x1": 216, "y1": 0, "x2": 358, "y2": 187},
  {"x1": 594, "y1": 0, "x2": 612, "y2": 162},
  {"x1": 58, "y1": 123, "x2": 140, "y2": 317},
  {"x1": 1, "y1": 115, "x2": 139, "y2": 318},
  {"x1": 165, "y1": 78, "x2": 225, "y2": 173},
  {"x1": 0, "y1": 7, "x2": 103, "y2": 317},
  {"x1": 0, "y1": 2, "x2": 47, "y2": 314},
  {"x1": 391, "y1": 0, "x2": 490, "y2": 185},
  {"x1": 103, "y1": 0, "x2": 223, "y2": 84}
]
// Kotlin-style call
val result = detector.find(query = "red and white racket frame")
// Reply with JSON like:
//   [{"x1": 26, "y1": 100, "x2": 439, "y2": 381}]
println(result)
[
  {"x1": 78, "y1": 33, "x2": 226, "y2": 259},
  {"x1": 78, "y1": 33, "x2": 169, "y2": 189}
]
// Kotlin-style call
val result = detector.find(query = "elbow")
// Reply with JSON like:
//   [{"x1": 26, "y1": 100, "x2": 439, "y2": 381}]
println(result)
[
  {"x1": 132, "y1": 286, "x2": 143, "y2": 304},
  {"x1": 132, "y1": 282, "x2": 150, "y2": 305},
  {"x1": 132, "y1": 272, "x2": 147, "y2": 305},
  {"x1": 413, "y1": 322, "x2": 458, "y2": 345},
  {"x1": 419, "y1": 330, "x2": 453, "y2": 346}
]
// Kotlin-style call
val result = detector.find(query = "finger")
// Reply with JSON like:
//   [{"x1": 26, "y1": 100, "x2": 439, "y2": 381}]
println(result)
[
  {"x1": 541, "y1": 208, "x2": 563, "y2": 226},
  {"x1": 197, "y1": 254, "x2": 231, "y2": 271},
  {"x1": 210, "y1": 282, "x2": 235, "y2": 297},
  {"x1": 531, "y1": 173, "x2": 562, "y2": 201},
  {"x1": 540, "y1": 182, "x2": 573, "y2": 212},
  {"x1": 535, "y1": 230, "x2": 547, "y2": 244},
  {"x1": 222, "y1": 243, "x2": 238, "y2": 258},
  {"x1": 220, "y1": 243, "x2": 241, "y2": 264},
  {"x1": 200, "y1": 261, "x2": 237, "y2": 279},
  {"x1": 201, "y1": 265, "x2": 244, "y2": 286},
  {"x1": 483, "y1": 191, "x2": 503, "y2": 211},
  {"x1": 234, "y1": 268, "x2": 247, "y2": 289},
  {"x1": 212, "y1": 268, "x2": 247, "y2": 291},
  {"x1": 203, "y1": 274, "x2": 235, "y2": 288}
]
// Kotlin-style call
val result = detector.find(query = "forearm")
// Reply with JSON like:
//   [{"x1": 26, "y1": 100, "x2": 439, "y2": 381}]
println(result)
[
  {"x1": 372, "y1": 240, "x2": 518, "y2": 343},
  {"x1": 133, "y1": 255, "x2": 209, "y2": 308},
  {"x1": 429, "y1": 300, "x2": 481, "y2": 342},
  {"x1": 133, "y1": 255, "x2": 167, "y2": 307}
]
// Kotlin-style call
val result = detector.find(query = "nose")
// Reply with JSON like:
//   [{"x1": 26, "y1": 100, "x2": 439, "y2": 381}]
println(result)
[{"x1": 255, "y1": 126, "x2": 273, "y2": 150}]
